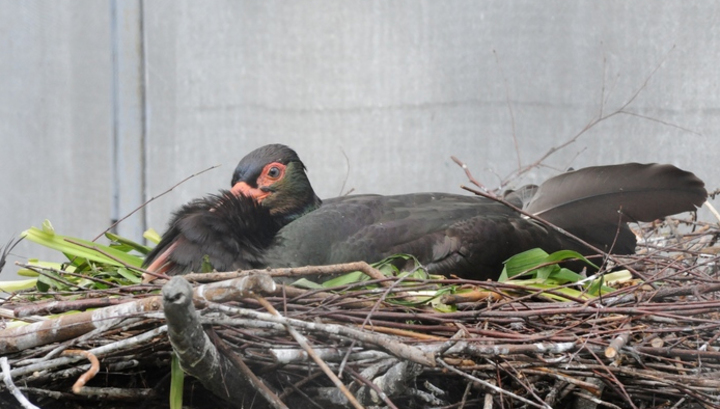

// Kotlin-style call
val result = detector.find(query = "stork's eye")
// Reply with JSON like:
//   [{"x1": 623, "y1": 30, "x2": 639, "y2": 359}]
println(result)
[
  {"x1": 267, "y1": 166, "x2": 281, "y2": 179},
  {"x1": 259, "y1": 162, "x2": 285, "y2": 186}
]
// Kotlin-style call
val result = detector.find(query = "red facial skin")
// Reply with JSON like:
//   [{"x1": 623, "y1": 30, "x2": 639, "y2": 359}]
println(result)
[{"x1": 230, "y1": 162, "x2": 286, "y2": 203}]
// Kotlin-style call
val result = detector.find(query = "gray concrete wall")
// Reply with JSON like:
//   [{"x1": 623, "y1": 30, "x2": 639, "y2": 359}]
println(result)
[
  {"x1": 1, "y1": 1, "x2": 113, "y2": 278},
  {"x1": 2, "y1": 1, "x2": 719, "y2": 279}
]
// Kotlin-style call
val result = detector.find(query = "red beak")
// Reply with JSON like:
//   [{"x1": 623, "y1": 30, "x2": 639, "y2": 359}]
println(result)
[{"x1": 231, "y1": 181, "x2": 270, "y2": 202}]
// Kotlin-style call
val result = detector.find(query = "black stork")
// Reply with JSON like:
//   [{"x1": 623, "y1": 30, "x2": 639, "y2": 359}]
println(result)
[{"x1": 144, "y1": 144, "x2": 707, "y2": 280}]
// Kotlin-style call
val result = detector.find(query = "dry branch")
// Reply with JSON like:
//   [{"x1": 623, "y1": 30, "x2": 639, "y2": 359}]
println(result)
[
  {"x1": 0, "y1": 296, "x2": 162, "y2": 353},
  {"x1": 162, "y1": 276, "x2": 282, "y2": 409}
]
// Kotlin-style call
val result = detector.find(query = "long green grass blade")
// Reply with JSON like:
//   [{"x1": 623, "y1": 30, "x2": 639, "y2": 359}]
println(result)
[
  {"x1": 22, "y1": 223, "x2": 143, "y2": 268},
  {"x1": 105, "y1": 232, "x2": 152, "y2": 255},
  {"x1": 169, "y1": 354, "x2": 184, "y2": 409},
  {"x1": 0, "y1": 278, "x2": 38, "y2": 292}
]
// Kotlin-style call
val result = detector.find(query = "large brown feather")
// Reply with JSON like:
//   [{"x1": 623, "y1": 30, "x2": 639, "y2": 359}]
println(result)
[{"x1": 525, "y1": 163, "x2": 707, "y2": 253}]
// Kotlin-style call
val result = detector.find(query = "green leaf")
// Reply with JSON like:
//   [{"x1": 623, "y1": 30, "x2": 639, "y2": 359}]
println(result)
[
  {"x1": 319, "y1": 254, "x2": 427, "y2": 288},
  {"x1": 36, "y1": 270, "x2": 71, "y2": 292},
  {"x1": 105, "y1": 232, "x2": 152, "y2": 255},
  {"x1": 42, "y1": 219, "x2": 55, "y2": 235},
  {"x1": 501, "y1": 248, "x2": 599, "y2": 282},
  {"x1": 586, "y1": 274, "x2": 604, "y2": 296},
  {"x1": 321, "y1": 271, "x2": 371, "y2": 288},
  {"x1": 550, "y1": 268, "x2": 585, "y2": 284},
  {"x1": 289, "y1": 278, "x2": 325, "y2": 289},
  {"x1": 544, "y1": 249, "x2": 599, "y2": 270},
  {"x1": 584, "y1": 275, "x2": 615, "y2": 297},
  {"x1": 169, "y1": 354, "x2": 184, "y2": 409},
  {"x1": 200, "y1": 255, "x2": 214, "y2": 273},
  {"x1": 429, "y1": 287, "x2": 457, "y2": 312},
  {"x1": 500, "y1": 248, "x2": 615, "y2": 300},
  {"x1": 76, "y1": 278, "x2": 98, "y2": 289},
  {"x1": 17, "y1": 260, "x2": 76, "y2": 277},
  {"x1": 35, "y1": 277, "x2": 49, "y2": 292},
  {"x1": 0, "y1": 279, "x2": 38, "y2": 292},
  {"x1": 535, "y1": 265, "x2": 559, "y2": 281},
  {"x1": 502, "y1": 248, "x2": 552, "y2": 279},
  {"x1": 504, "y1": 280, "x2": 590, "y2": 302},
  {"x1": 601, "y1": 270, "x2": 632, "y2": 285},
  {"x1": 116, "y1": 268, "x2": 142, "y2": 284},
  {"x1": 144, "y1": 228, "x2": 162, "y2": 245},
  {"x1": 62, "y1": 253, "x2": 89, "y2": 268},
  {"x1": 22, "y1": 224, "x2": 143, "y2": 268}
]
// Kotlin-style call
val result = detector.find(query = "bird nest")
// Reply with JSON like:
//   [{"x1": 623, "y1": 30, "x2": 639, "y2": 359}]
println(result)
[{"x1": 1, "y1": 217, "x2": 720, "y2": 409}]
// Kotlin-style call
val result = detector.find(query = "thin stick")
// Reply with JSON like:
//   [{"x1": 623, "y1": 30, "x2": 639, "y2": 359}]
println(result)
[
  {"x1": 495, "y1": 45, "x2": 689, "y2": 188},
  {"x1": 437, "y1": 358, "x2": 551, "y2": 409},
  {"x1": 704, "y1": 201, "x2": 720, "y2": 224},
  {"x1": 205, "y1": 302, "x2": 435, "y2": 367},
  {"x1": 93, "y1": 164, "x2": 221, "y2": 241},
  {"x1": 450, "y1": 156, "x2": 491, "y2": 193},
  {"x1": 338, "y1": 147, "x2": 352, "y2": 196},
  {"x1": 208, "y1": 329, "x2": 289, "y2": 409},
  {"x1": 254, "y1": 296, "x2": 365, "y2": 409},
  {"x1": 346, "y1": 367, "x2": 400, "y2": 409},
  {"x1": 458, "y1": 183, "x2": 645, "y2": 280},
  {"x1": 184, "y1": 261, "x2": 386, "y2": 282},
  {"x1": 0, "y1": 236, "x2": 23, "y2": 274},
  {"x1": 1, "y1": 357, "x2": 41, "y2": 409},
  {"x1": 61, "y1": 350, "x2": 100, "y2": 393},
  {"x1": 493, "y1": 49, "x2": 522, "y2": 170}
]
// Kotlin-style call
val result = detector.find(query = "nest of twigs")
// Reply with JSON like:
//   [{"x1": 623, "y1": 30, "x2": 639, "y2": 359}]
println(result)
[{"x1": 1, "y1": 216, "x2": 720, "y2": 409}]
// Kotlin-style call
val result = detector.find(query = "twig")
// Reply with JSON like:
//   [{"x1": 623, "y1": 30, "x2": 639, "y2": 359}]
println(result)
[
  {"x1": 573, "y1": 392, "x2": 622, "y2": 409},
  {"x1": 450, "y1": 156, "x2": 491, "y2": 193},
  {"x1": 493, "y1": 49, "x2": 521, "y2": 170},
  {"x1": 704, "y1": 201, "x2": 720, "y2": 224},
  {"x1": 162, "y1": 277, "x2": 279, "y2": 408},
  {"x1": 278, "y1": 371, "x2": 324, "y2": 400},
  {"x1": 618, "y1": 111, "x2": 701, "y2": 136},
  {"x1": 9, "y1": 326, "x2": 168, "y2": 379},
  {"x1": 338, "y1": 147, "x2": 352, "y2": 197},
  {"x1": 19, "y1": 264, "x2": 81, "y2": 290},
  {"x1": 584, "y1": 344, "x2": 637, "y2": 409},
  {"x1": 208, "y1": 329, "x2": 289, "y2": 409},
  {"x1": 205, "y1": 302, "x2": 435, "y2": 367},
  {"x1": 0, "y1": 295, "x2": 163, "y2": 354},
  {"x1": 10, "y1": 297, "x2": 134, "y2": 318},
  {"x1": 184, "y1": 261, "x2": 386, "y2": 281},
  {"x1": 346, "y1": 366, "x2": 401, "y2": 409},
  {"x1": 492, "y1": 45, "x2": 686, "y2": 188},
  {"x1": 61, "y1": 349, "x2": 100, "y2": 393},
  {"x1": 436, "y1": 358, "x2": 551, "y2": 409},
  {"x1": 93, "y1": 164, "x2": 221, "y2": 241},
  {"x1": 458, "y1": 183, "x2": 645, "y2": 280},
  {"x1": 0, "y1": 236, "x2": 23, "y2": 274},
  {"x1": 255, "y1": 295, "x2": 365, "y2": 409},
  {"x1": 605, "y1": 325, "x2": 631, "y2": 359},
  {"x1": 1, "y1": 357, "x2": 40, "y2": 409},
  {"x1": 523, "y1": 368, "x2": 601, "y2": 395}
]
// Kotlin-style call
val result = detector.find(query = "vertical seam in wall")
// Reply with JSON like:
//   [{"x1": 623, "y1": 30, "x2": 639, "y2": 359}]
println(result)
[
  {"x1": 139, "y1": 0, "x2": 148, "y2": 240},
  {"x1": 109, "y1": 0, "x2": 120, "y2": 231}
]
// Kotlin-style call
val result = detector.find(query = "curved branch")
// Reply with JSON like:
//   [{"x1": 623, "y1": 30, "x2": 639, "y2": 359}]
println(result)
[{"x1": 162, "y1": 276, "x2": 283, "y2": 409}]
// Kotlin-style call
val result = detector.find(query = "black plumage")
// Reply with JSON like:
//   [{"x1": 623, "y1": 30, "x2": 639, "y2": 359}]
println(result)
[
  {"x1": 144, "y1": 190, "x2": 281, "y2": 276},
  {"x1": 524, "y1": 163, "x2": 708, "y2": 255},
  {"x1": 144, "y1": 144, "x2": 707, "y2": 280}
]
